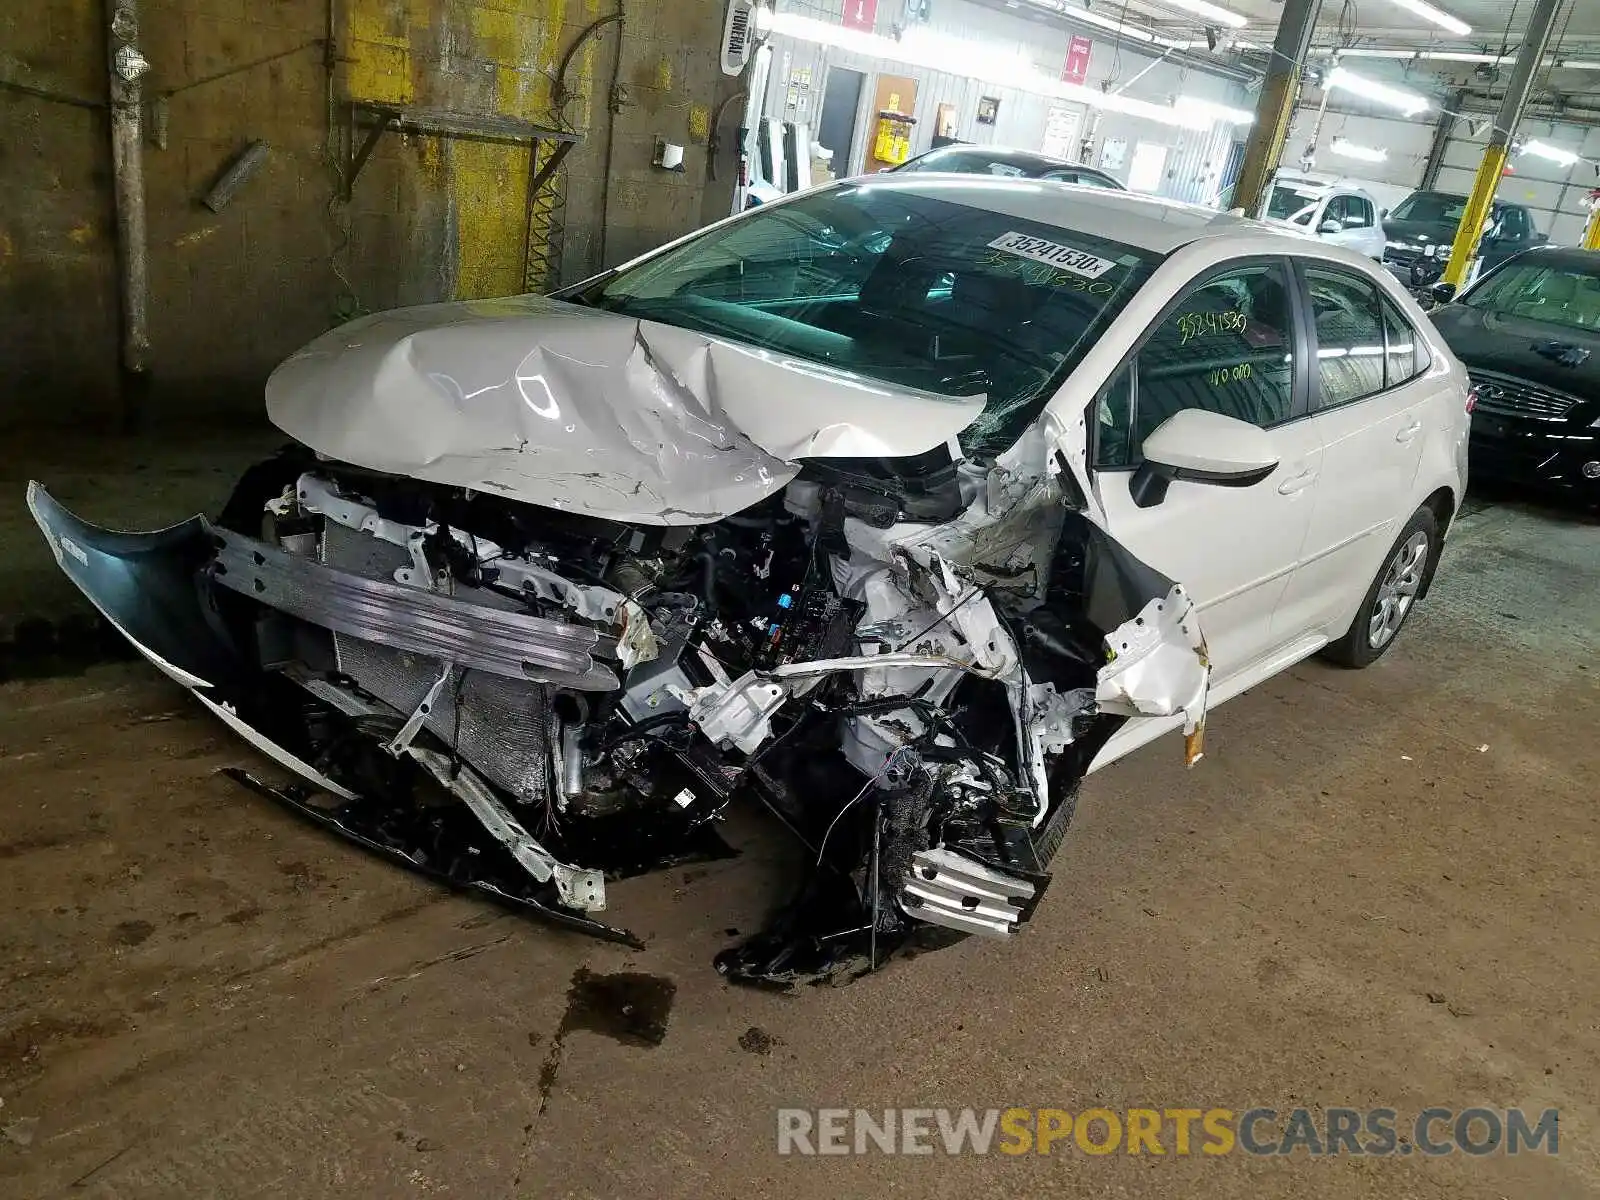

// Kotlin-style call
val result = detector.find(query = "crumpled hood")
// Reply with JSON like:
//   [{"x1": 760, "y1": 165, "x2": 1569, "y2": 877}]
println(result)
[{"x1": 266, "y1": 295, "x2": 985, "y2": 525}]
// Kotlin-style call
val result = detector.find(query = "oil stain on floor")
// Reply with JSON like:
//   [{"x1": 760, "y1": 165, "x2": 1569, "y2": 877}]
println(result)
[{"x1": 536, "y1": 967, "x2": 677, "y2": 1114}]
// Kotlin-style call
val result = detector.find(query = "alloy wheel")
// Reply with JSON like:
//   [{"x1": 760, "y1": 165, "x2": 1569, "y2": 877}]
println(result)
[{"x1": 1368, "y1": 530, "x2": 1430, "y2": 649}]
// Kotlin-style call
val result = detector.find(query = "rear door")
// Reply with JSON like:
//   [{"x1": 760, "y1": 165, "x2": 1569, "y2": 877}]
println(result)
[
  {"x1": 1273, "y1": 260, "x2": 1432, "y2": 639},
  {"x1": 1089, "y1": 258, "x2": 1322, "y2": 680}
]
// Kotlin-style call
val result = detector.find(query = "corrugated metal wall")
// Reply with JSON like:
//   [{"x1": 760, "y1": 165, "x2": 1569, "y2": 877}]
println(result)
[{"x1": 762, "y1": 0, "x2": 1250, "y2": 204}]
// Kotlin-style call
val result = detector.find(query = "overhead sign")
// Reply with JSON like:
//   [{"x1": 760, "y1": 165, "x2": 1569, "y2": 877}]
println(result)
[
  {"x1": 842, "y1": 0, "x2": 879, "y2": 32},
  {"x1": 1062, "y1": 34, "x2": 1093, "y2": 85}
]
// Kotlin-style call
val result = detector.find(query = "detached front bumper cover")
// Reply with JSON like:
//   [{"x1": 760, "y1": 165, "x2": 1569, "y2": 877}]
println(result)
[{"x1": 26, "y1": 483, "x2": 726, "y2": 947}]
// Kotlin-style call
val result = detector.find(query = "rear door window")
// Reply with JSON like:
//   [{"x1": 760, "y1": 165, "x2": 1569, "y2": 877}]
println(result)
[
  {"x1": 1303, "y1": 266, "x2": 1385, "y2": 408},
  {"x1": 1380, "y1": 299, "x2": 1427, "y2": 385}
]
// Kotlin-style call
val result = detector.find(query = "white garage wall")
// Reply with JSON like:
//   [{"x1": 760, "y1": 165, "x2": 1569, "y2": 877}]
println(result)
[
  {"x1": 759, "y1": 0, "x2": 1251, "y2": 205},
  {"x1": 1287, "y1": 97, "x2": 1600, "y2": 244},
  {"x1": 1283, "y1": 104, "x2": 1437, "y2": 207},
  {"x1": 1438, "y1": 118, "x2": 1600, "y2": 246}
]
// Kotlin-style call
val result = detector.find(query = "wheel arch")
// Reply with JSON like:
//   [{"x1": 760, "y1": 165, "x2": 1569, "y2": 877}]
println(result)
[{"x1": 1416, "y1": 485, "x2": 1456, "y2": 598}]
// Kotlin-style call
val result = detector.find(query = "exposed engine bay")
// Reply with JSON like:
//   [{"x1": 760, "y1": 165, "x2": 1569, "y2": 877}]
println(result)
[
  {"x1": 29, "y1": 442, "x2": 1207, "y2": 986},
  {"x1": 27, "y1": 299, "x2": 1210, "y2": 986}
]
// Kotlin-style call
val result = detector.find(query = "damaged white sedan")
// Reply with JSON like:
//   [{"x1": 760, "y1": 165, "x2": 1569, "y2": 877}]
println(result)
[{"x1": 29, "y1": 179, "x2": 1469, "y2": 984}]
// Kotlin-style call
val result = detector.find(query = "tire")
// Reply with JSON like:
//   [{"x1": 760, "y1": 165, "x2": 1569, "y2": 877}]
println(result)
[{"x1": 1322, "y1": 505, "x2": 1440, "y2": 669}]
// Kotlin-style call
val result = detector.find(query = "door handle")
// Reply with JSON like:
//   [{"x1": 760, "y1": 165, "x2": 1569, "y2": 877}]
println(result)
[
  {"x1": 1395, "y1": 419, "x2": 1422, "y2": 444},
  {"x1": 1276, "y1": 469, "x2": 1317, "y2": 495}
]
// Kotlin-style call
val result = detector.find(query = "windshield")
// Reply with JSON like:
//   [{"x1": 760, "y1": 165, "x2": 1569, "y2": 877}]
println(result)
[
  {"x1": 1266, "y1": 184, "x2": 1320, "y2": 222},
  {"x1": 1465, "y1": 260, "x2": 1600, "y2": 331},
  {"x1": 1392, "y1": 192, "x2": 1468, "y2": 224},
  {"x1": 581, "y1": 183, "x2": 1157, "y2": 457}
]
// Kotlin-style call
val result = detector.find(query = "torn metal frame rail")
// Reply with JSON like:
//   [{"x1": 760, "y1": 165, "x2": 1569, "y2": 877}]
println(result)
[{"x1": 404, "y1": 746, "x2": 607, "y2": 911}]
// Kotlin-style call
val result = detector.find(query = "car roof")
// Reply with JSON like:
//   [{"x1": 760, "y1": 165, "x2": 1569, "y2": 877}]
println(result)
[
  {"x1": 1400, "y1": 189, "x2": 1526, "y2": 213},
  {"x1": 1273, "y1": 176, "x2": 1375, "y2": 199},
  {"x1": 910, "y1": 145, "x2": 1118, "y2": 179},
  {"x1": 917, "y1": 145, "x2": 1073, "y2": 169},
  {"x1": 844, "y1": 174, "x2": 1268, "y2": 255},
  {"x1": 1504, "y1": 245, "x2": 1600, "y2": 272}
]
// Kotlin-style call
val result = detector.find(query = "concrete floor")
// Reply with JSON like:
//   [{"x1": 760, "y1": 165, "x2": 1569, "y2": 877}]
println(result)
[{"x1": 1, "y1": 490, "x2": 1596, "y2": 1199}]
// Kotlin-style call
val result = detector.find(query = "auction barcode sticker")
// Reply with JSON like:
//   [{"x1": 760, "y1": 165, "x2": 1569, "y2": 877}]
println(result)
[{"x1": 986, "y1": 232, "x2": 1117, "y2": 279}]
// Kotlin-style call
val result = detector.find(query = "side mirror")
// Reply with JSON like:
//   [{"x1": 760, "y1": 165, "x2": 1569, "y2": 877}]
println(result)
[
  {"x1": 1429, "y1": 281, "x2": 1458, "y2": 306},
  {"x1": 1130, "y1": 409, "x2": 1281, "y2": 508},
  {"x1": 1319, "y1": 219, "x2": 1342, "y2": 234}
]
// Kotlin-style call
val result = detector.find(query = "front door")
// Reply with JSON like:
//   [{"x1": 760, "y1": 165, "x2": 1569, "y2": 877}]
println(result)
[
  {"x1": 1323, "y1": 193, "x2": 1382, "y2": 258},
  {"x1": 1088, "y1": 258, "x2": 1321, "y2": 680}
]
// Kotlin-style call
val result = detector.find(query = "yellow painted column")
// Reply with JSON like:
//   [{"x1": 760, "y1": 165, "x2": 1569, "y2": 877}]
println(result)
[
  {"x1": 1582, "y1": 205, "x2": 1600, "y2": 252},
  {"x1": 1232, "y1": 69, "x2": 1298, "y2": 217},
  {"x1": 1229, "y1": 0, "x2": 1318, "y2": 216},
  {"x1": 1438, "y1": 0, "x2": 1563, "y2": 289},
  {"x1": 1439, "y1": 144, "x2": 1507, "y2": 288}
]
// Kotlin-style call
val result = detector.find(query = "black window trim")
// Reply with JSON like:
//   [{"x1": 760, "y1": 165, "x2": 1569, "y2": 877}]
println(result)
[
  {"x1": 1342, "y1": 194, "x2": 1373, "y2": 229},
  {"x1": 1290, "y1": 257, "x2": 1432, "y2": 414},
  {"x1": 1088, "y1": 253, "x2": 1312, "y2": 473}
]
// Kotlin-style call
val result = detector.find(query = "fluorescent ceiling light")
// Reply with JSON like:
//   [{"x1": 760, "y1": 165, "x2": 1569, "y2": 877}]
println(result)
[
  {"x1": 1522, "y1": 140, "x2": 1581, "y2": 166},
  {"x1": 1378, "y1": 0, "x2": 1470, "y2": 36},
  {"x1": 1326, "y1": 66, "x2": 1430, "y2": 116},
  {"x1": 1331, "y1": 137, "x2": 1387, "y2": 162},
  {"x1": 1338, "y1": 48, "x2": 1505, "y2": 64},
  {"x1": 765, "y1": 11, "x2": 1242, "y2": 131},
  {"x1": 1334, "y1": 48, "x2": 1600, "y2": 70},
  {"x1": 1047, "y1": 3, "x2": 1157, "y2": 43},
  {"x1": 1157, "y1": 0, "x2": 1248, "y2": 30}
]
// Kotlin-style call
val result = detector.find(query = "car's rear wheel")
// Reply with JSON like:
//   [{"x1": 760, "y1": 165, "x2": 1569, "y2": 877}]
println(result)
[{"x1": 1323, "y1": 506, "x2": 1440, "y2": 669}]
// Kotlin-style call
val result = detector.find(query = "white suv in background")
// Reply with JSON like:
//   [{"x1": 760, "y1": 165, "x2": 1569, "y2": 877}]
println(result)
[{"x1": 1261, "y1": 175, "x2": 1387, "y2": 259}]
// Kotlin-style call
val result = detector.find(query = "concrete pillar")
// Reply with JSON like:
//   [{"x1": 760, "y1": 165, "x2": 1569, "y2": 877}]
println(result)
[
  {"x1": 1440, "y1": 0, "x2": 1565, "y2": 288},
  {"x1": 1231, "y1": 0, "x2": 1321, "y2": 216}
]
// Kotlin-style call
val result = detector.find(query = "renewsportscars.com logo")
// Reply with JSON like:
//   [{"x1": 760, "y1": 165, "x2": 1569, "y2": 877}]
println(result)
[{"x1": 776, "y1": 1107, "x2": 1560, "y2": 1157}]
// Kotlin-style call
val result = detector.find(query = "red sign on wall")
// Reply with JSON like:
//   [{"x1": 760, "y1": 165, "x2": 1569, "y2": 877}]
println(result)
[
  {"x1": 842, "y1": 0, "x2": 879, "y2": 32},
  {"x1": 1062, "y1": 34, "x2": 1093, "y2": 85}
]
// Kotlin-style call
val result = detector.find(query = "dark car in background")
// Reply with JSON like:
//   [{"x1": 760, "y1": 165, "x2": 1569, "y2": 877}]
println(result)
[
  {"x1": 1429, "y1": 247, "x2": 1600, "y2": 501},
  {"x1": 891, "y1": 145, "x2": 1125, "y2": 189},
  {"x1": 1382, "y1": 190, "x2": 1545, "y2": 286}
]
